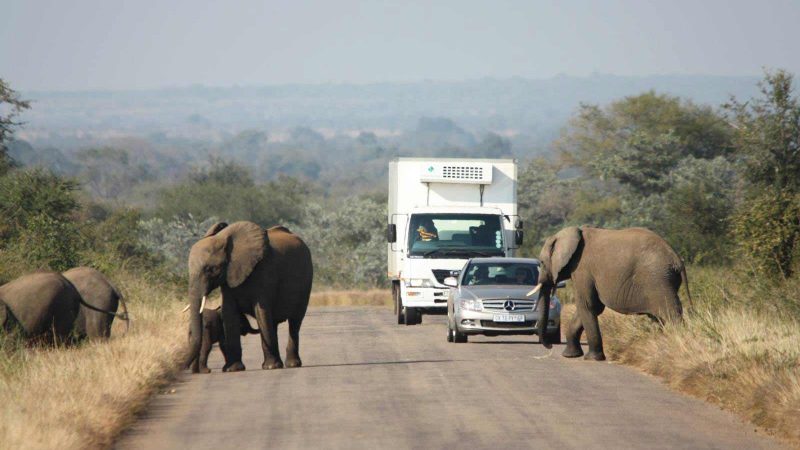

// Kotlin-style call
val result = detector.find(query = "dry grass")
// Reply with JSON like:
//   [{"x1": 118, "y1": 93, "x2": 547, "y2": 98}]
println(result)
[
  {"x1": 0, "y1": 271, "x2": 186, "y2": 450},
  {"x1": 560, "y1": 266, "x2": 800, "y2": 447},
  {"x1": 310, "y1": 289, "x2": 391, "y2": 307}
]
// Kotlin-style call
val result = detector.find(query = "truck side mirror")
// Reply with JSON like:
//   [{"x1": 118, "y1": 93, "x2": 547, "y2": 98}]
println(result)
[
  {"x1": 387, "y1": 224, "x2": 397, "y2": 243},
  {"x1": 514, "y1": 230, "x2": 524, "y2": 245},
  {"x1": 516, "y1": 219, "x2": 524, "y2": 229},
  {"x1": 443, "y1": 277, "x2": 458, "y2": 287}
]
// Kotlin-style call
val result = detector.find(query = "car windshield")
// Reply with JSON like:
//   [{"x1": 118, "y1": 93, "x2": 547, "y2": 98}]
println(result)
[
  {"x1": 462, "y1": 262, "x2": 539, "y2": 286},
  {"x1": 407, "y1": 213, "x2": 505, "y2": 258}
]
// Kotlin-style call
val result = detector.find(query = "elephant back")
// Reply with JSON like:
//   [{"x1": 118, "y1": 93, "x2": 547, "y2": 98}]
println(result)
[{"x1": 0, "y1": 271, "x2": 81, "y2": 339}]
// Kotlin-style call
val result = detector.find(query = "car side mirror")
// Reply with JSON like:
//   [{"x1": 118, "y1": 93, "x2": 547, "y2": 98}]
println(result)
[
  {"x1": 443, "y1": 277, "x2": 458, "y2": 287},
  {"x1": 556, "y1": 281, "x2": 566, "y2": 289},
  {"x1": 387, "y1": 224, "x2": 397, "y2": 243},
  {"x1": 514, "y1": 230, "x2": 524, "y2": 245}
]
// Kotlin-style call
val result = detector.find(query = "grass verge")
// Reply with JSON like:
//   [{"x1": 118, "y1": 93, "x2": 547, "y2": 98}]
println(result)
[
  {"x1": 560, "y1": 266, "x2": 800, "y2": 447},
  {"x1": 0, "y1": 271, "x2": 186, "y2": 450}
]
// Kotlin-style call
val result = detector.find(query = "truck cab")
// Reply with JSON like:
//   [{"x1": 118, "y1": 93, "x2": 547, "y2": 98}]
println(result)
[{"x1": 387, "y1": 158, "x2": 521, "y2": 325}]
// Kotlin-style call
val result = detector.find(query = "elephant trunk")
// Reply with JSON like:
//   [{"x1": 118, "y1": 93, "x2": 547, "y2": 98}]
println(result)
[
  {"x1": 537, "y1": 284, "x2": 552, "y2": 348},
  {"x1": 186, "y1": 284, "x2": 205, "y2": 368}
]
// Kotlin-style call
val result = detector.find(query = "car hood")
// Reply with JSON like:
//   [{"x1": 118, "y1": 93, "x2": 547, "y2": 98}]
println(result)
[{"x1": 458, "y1": 285, "x2": 540, "y2": 300}]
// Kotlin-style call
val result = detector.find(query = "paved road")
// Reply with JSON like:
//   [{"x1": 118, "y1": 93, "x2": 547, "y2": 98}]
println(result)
[{"x1": 118, "y1": 307, "x2": 781, "y2": 450}]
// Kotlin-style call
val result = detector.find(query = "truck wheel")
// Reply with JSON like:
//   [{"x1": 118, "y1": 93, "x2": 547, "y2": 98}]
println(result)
[
  {"x1": 454, "y1": 327, "x2": 468, "y2": 343},
  {"x1": 405, "y1": 307, "x2": 421, "y2": 326},
  {"x1": 394, "y1": 287, "x2": 404, "y2": 325}
]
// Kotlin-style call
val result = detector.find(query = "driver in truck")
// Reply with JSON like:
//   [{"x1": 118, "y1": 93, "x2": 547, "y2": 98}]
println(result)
[{"x1": 417, "y1": 218, "x2": 439, "y2": 241}]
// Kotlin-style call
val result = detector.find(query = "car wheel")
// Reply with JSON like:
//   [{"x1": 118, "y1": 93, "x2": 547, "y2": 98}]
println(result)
[
  {"x1": 405, "y1": 307, "x2": 421, "y2": 326},
  {"x1": 453, "y1": 327, "x2": 468, "y2": 343},
  {"x1": 546, "y1": 324, "x2": 562, "y2": 344}
]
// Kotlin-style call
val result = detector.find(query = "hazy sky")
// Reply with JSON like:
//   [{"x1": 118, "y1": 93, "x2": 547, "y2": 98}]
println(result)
[{"x1": 1, "y1": 0, "x2": 798, "y2": 91}]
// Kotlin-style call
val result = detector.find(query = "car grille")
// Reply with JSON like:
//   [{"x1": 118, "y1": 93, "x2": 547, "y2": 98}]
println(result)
[
  {"x1": 482, "y1": 299, "x2": 536, "y2": 312},
  {"x1": 432, "y1": 269, "x2": 459, "y2": 284},
  {"x1": 480, "y1": 320, "x2": 536, "y2": 329}
]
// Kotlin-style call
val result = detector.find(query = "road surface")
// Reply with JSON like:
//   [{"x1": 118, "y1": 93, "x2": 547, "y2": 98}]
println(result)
[{"x1": 118, "y1": 307, "x2": 781, "y2": 449}]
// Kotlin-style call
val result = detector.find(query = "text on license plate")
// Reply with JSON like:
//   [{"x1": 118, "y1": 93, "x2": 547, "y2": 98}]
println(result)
[{"x1": 493, "y1": 314, "x2": 525, "y2": 323}]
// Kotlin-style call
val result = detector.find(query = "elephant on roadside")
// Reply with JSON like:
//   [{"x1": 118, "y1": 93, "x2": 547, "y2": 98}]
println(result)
[
  {"x1": 62, "y1": 267, "x2": 129, "y2": 339},
  {"x1": 186, "y1": 222, "x2": 313, "y2": 372},
  {"x1": 0, "y1": 271, "x2": 83, "y2": 342},
  {"x1": 188, "y1": 306, "x2": 260, "y2": 373},
  {"x1": 531, "y1": 226, "x2": 691, "y2": 361}
]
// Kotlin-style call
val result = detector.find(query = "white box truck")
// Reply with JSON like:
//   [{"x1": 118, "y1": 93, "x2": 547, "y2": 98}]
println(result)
[{"x1": 387, "y1": 158, "x2": 522, "y2": 325}]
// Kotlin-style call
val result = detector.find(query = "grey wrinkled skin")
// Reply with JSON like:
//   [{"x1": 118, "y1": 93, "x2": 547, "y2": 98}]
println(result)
[
  {"x1": 186, "y1": 222, "x2": 313, "y2": 373},
  {"x1": 0, "y1": 271, "x2": 82, "y2": 343},
  {"x1": 536, "y1": 226, "x2": 691, "y2": 361},
  {"x1": 189, "y1": 307, "x2": 260, "y2": 374},
  {"x1": 63, "y1": 267, "x2": 127, "y2": 339}
]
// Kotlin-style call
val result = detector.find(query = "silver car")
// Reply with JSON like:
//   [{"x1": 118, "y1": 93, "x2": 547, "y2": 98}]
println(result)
[{"x1": 444, "y1": 257, "x2": 561, "y2": 343}]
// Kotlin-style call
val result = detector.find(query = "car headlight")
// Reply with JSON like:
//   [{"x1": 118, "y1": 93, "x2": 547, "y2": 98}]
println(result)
[
  {"x1": 405, "y1": 278, "x2": 435, "y2": 288},
  {"x1": 459, "y1": 298, "x2": 483, "y2": 311}
]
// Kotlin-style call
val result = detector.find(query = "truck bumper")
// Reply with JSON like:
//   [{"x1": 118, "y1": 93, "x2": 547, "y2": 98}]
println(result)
[{"x1": 400, "y1": 284, "x2": 449, "y2": 309}]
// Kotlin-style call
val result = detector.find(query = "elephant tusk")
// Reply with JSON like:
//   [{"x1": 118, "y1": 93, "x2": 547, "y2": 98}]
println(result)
[
  {"x1": 199, "y1": 295, "x2": 207, "y2": 314},
  {"x1": 181, "y1": 304, "x2": 191, "y2": 313},
  {"x1": 526, "y1": 284, "x2": 542, "y2": 297}
]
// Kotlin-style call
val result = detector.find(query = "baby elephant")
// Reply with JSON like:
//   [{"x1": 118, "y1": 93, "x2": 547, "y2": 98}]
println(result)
[{"x1": 190, "y1": 307, "x2": 259, "y2": 373}]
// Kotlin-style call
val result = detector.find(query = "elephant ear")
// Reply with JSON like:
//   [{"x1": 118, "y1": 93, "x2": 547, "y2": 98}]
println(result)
[
  {"x1": 204, "y1": 222, "x2": 229, "y2": 238},
  {"x1": 548, "y1": 226, "x2": 582, "y2": 282},
  {"x1": 220, "y1": 221, "x2": 267, "y2": 288}
]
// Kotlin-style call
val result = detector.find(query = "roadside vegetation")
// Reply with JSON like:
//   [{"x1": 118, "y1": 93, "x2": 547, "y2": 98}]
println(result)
[{"x1": 1, "y1": 69, "x2": 798, "y2": 447}]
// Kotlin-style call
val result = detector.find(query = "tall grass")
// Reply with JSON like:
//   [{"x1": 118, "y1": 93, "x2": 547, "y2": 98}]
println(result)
[
  {"x1": 565, "y1": 266, "x2": 800, "y2": 446},
  {"x1": 0, "y1": 271, "x2": 186, "y2": 450}
]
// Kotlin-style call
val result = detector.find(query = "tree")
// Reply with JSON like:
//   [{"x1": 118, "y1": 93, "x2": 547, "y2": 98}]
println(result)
[
  {"x1": 77, "y1": 147, "x2": 152, "y2": 201},
  {"x1": 0, "y1": 79, "x2": 31, "y2": 175},
  {"x1": 558, "y1": 91, "x2": 733, "y2": 196},
  {"x1": 726, "y1": 70, "x2": 800, "y2": 277}
]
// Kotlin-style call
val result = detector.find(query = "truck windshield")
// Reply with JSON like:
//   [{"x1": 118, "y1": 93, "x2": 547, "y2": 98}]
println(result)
[{"x1": 407, "y1": 214, "x2": 505, "y2": 257}]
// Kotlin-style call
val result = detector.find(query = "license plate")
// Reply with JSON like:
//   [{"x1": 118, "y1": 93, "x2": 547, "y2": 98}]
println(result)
[{"x1": 493, "y1": 314, "x2": 525, "y2": 323}]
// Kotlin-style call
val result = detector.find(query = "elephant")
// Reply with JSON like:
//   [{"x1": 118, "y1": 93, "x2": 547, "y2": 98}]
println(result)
[
  {"x1": 530, "y1": 226, "x2": 691, "y2": 361},
  {"x1": 188, "y1": 306, "x2": 260, "y2": 373},
  {"x1": 186, "y1": 222, "x2": 313, "y2": 372},
  {"x1": 0, "y1": 271, "x2": 83, "y2": 342},
  {"x1": 62, "y1": 267, "x2": 129, "y2": 339}
]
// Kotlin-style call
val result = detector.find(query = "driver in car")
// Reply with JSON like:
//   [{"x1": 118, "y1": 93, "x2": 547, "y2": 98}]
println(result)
[{"x1": 514, "y1": 267, "x2": 534, "y2": 285}]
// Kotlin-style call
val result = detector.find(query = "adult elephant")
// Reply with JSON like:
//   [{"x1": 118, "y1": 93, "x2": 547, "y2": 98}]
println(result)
[
  {"x1": 530, "y1": 226, "x2": 690, "y2": 361},
  {"x1": 0, "y1": 271, "x2": 83, "y2": 342},
  {"x1": 186, "y1": 222, "x2": 313, "y2": 372},
  {"x1": 63, "y1": 267, "x2": 129, "y2": 339}
]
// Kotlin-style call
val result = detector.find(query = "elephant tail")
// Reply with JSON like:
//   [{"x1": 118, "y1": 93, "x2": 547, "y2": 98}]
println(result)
[
  {"x1": 114, "y1": 286, "x2": 131, "y2": 336},
  {"x1": 78, "y1": 295, "x2": 130, "y2": 334},
  {"x1": 680, "y1": 265, "x2": 693, "y2": 313}
]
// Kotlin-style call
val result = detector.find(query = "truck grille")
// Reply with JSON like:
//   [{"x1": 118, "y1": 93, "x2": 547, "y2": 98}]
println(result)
[
  {"x1": 482, "y1": 299, "x2": 536, "y2": 312},
  {"x1": 432, "y1": 269, "x2": 459, "y2": 284}
]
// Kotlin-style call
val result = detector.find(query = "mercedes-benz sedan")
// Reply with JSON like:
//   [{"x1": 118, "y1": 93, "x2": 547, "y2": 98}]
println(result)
[{"x1": 444, "y1": 257, "x2": 561, "y2": 343}]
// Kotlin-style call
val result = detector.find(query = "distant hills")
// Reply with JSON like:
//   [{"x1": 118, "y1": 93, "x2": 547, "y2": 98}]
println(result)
[{"x1": 18, "y1": 74, "x2": 760, "y2": 151}]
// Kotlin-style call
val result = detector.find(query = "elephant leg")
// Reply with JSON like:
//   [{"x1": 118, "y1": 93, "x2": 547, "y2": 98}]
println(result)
[
  {"x1": 562, "y1": 312, "x2": 584, "y2": 358},
  {"x1": 285, "y1": 316, "x2": 303, "y2": 368},
  {"x1": 254, "y1": 300, "x2": 283, "y2": 370},
  {"x1": 198, "y1": 326, "x2": 212, "y2": 374},
  {"x1": 573, "y1": 276, "x2": 605, "y2": 361},
  {"x1": 189, "y1": 356, "x2": 199, "y2": 373},
  {"x1": 221, "y1": 302, "x2": 245, "y2": 372}
]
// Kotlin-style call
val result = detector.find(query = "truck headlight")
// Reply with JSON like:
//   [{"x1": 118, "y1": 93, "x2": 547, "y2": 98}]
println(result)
[
  {"x1": 405, "y1": 278, "x2": 434, "y2": 288},
  {"x1": 459, "y1": 298, "x2": 483, "y2": 311}
]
